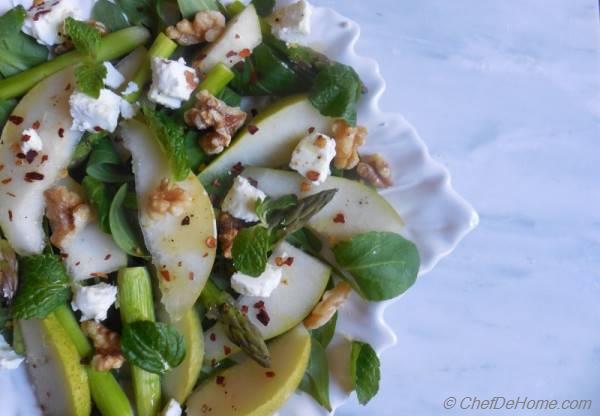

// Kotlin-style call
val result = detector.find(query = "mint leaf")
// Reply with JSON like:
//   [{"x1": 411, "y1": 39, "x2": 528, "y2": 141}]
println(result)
[
  {"x1": 75, "y1": 62, "x2": 107, "y2": 98},
  {"x1": 299, "y1": 337, "x2": 332, "y2": 411},
  {"x1": 121, "y1": 321, "x2": 186, "y2": 374},
  {"x1": 117, "y1": 0, "x2": 157, "y2": 28},
  {"x1": 333, "y1": 231, "x2": 420, "y2": 301},
  {"x1": 11, "y1": 254, "x2": 70, "y2": 319},
  {"x1": 110, "y1": 183, "x2": 148, "y2": 257},
  {"x1": 64, "y1": 17, "x2": 101, "y2": 58},
  {"x1": 92, "y1": 0, "x2": 129, "y2": 32},
  {"x1": 255, "y1": 194, "x2": 298, "y2": 227},
  {"x1": 82, "y1": 176, "x2": 112, "y2": 234},
  {"x1": 232, "y1": 225, "x2": 270, "y2": 277},
  {"x1": 86, "y1": 135, "x2": 132, "y2": 183},
  {"x1": 350, "y1": 341, "x2": 380, "y2": 405},
  {"x1": 309, "y1": 63, "x2": 362, "y2": 126},
  {"x1": 310, "y1": 311, "x2": 337, "y2": 348},
  {"x1": 252, "y1": 0, "x2": 275, "y2": 16},
  {"x1": 142, "y1": 105, "x2": 190, "y2": 181}
]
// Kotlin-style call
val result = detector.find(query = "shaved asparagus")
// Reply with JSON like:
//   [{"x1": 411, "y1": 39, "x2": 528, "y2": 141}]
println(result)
[{"x1": 117, "y1": 267, "x2": 161, "y2": 416}]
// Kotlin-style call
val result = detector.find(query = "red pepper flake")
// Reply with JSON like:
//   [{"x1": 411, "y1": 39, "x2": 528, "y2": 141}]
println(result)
[
  {"x1": 32, "y1": 120, "x2": 40, "y2": 130},
  {"x1": 75, "y1": 261, "x2": 81, "y2": 266},
  {"x1": 181, "y1": 216, "x2": 190, "y2": 226},
  {"x1": 240, "y1": 305, "x2": 249, "y2": 314},
  {"x1": 91, "y1": 272, "x2": 109, "y2": 279},
  {"x1": 275, "y1": 256, "x2": 295, "y2": 267},
  {"x1": 64, "y1": 83, "x2": 71, "y2": 91},
  {"x1": 223, "y1": 345, "x2": 231, "y2": 355},
  {"x1": 333, "y1": 213, "x2": 346, "y2": 224},
  {"x1": 8, "y1": 115, "x2": 23, "y2": 125},
  {"x1": 238, "y1": 48, "x2": 251, "y2": 58},
  {"x1": 1, "y1": 178, "x2": 12, "y2": 184},
  {"x1": 6, "y1": 192, "x2": 16, "y2": 198},
  {"x1": 212, "y1": 178, "x2": 221, "y2": 188},
  {"x1": 256, "y1": 309, "x2": 270, "y2": 326},
  {"x1": 235, "y1": 33, "x2": 240, "y2": 39},
  {"x1": 230, "y1": 162, "x2": 244, "y2": 176},
  {"x1": 308, "y1": 126, "x2": 315, "y2": 134},
  {"x1": 160, "y1": 269, "x2": 171, "y2": 282},
  {"x1": 24, "y1": 172, "x2": 44, "y2": 182},
  {"x1": 177, "y1": 261, "x2": 182, "y2": 267},
  {"x1": 41, "y1": 155, "x2": 49, "y2": 163},
  {"x1": 265, "y1": 371, "x2": 276, "y2": 378},
  {"x1": 253, "y1": 300, "x2": 265, "y2": 309},
  {"x1": 202, "y1": 252, "x2": 208, "y2": 258},
  {"x1": 205, "y1": 236, "x2": 217, "y2": 248},
  {"x1": 94, "y1": 126, "x2": 103, "y2": 132},
  {"x1": 8, "y1": 210, "x2": 12, "y2": 222},
  {"x1": 21, "y1": 134, "x2": 30, "y2": 142},
  {"x1": 306, "y1": 170, "x2": 320, "y2": 181},
  {"x1": 247, "y1": 125, "x2": 259, "y2": 135},
  {"x1": 104, "y1": 254, "x2": 111, "y2": 261},
  {"x1": 25, "y1": 150, "x2": 38, "y2": 164},
  {"x1": 211, "y1": 358, "x2": 217, "y2": 367},
  {"x1": 188, "y1": 271, "x2": 194, "y2": 280},
  {"x1": 216, "y1": 376, "x2": 225, "y2": 385},
  {"x1": 209, "y1": 333, "x2": 216, "y2": 342},
  {"x1": 60, "y1": 253, "x2": 69, "y2": 259},
  {"x1": 58, "y1": 128, "x2": 65, "y2": 138},
  {"x1": 226, "y1": 50, "x2": 237, "y2": 58}
]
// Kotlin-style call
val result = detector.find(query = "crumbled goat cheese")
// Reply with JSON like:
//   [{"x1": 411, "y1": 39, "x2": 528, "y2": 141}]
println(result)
[
  {"x1": 269, "y1": 0, "x2": 312, "y2": 43},
  {"x1": 19, "y1": 128, "x2": 43, "y2": 154},
  {"x1": 231, "y1": 264, "x2": 283, "y2": 298},
  {"x1": 0, "y1": 334, "x2": 24, "y2": 370},
  {"x1": 148, "y1": 57, "x2": 199, "y2": 109},
  {"x1": 22, "y1": 0, "x2": 94, "y2": 46},
  {"x1": 160, "y1": 399, "x2": 182, "y2": 416},
  {"x1": 289, "y1": 131, "x2": 336, "y2": 184},
  {"x1": 119, "y1": 99, "x2": 138, "y2": 119},
  {"x1": 71, "y1": 282, "x2": 118, "y2": 322},
  {"x1": 70, "y1": 89, "x2": 122, "y2": 133},
  {"x1": 221, "y1": 176, "x2": 266, "y2": 222},
  {"x1": 103, "y1": 62, "x2": 125, "y2": 89},
  {"x1": 121, "y1": 81, "x2": 140, "y2": 96}
]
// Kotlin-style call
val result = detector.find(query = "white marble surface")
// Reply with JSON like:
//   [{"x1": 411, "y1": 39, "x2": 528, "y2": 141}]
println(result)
[{"x1": 308, "y1": 0, "x2": 600, "y2": 415}]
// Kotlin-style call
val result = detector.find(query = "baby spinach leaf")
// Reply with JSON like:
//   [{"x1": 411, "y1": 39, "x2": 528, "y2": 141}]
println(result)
[
  {"x1": 184, "y1": 130, "x2": 209, "y2": 172},
  {"x1": 93, "y1": 0, "x2": 130, "y2": 32},
  {"x1": 75, "y1": 62, "x2": 108, "y2": 98},
  {"x1": 143, "y1": 105, "x2": 190, "y2": 181},
  {"x1": 177, "y1": 0, "x2": 219, "y2": 18},
  {"x1": 333, "y1": 231, "x2": 420, "y2": 301},
  {"x1": 255, "y1": 194, "x2": 298, "y2": 227},
  {"x1": 109, "y1": 183, "x2": 148, "y2": 257},
  {"x1": 0, "y1": 99, "x2": 17, "y2": 129},
  {"x1": 286, "y1": 228, "x2": 322, "y2": 254},
  {"x1": 215, "y1": 87, "x2": 241, "y2": 107},
  {"x1": 64, "y1": 17, "x2": 102, "y2": 59},
  {"x1": 11, "y1": 254, "x2": 71, "y2": 320},
  {"x1": 156, "y1": 0, "x2": 181, "y2": 29},
  {"x1": 299, "y1": 337, "x2": 332, "y2": 411},
  {"x1": 252, "y1": 0, "x2": 275, "y2": 17},
  {"x1": 70, "y1": 131, "x2": 106, "y2": 168},
  {"x1": 121, "y1": 321, "x2": 186, "y2": 374},
  {"x1": 309, "y1": 62, "x2": 362, "y2": 126},
  {"x1": 0, "y1": 6, "x2": 48, "y2": 78},
  {"x1": 310, "y1": 311, "x2": 337, "y2": 348},
  {"x1": 117, "y1": 0, "x2": 157, "y2": 28},
  {"x1": 82, "y1": 176, "x2": 112, "y2": 234},
  {"x1": 349, "y1": 341, "x2": 380, "y2": 405},
  {"x1": 86, "y1": 136, "x2": 132, "y2": 183},
  {"x1": 232, "y1": 225, "x2": 271, "y2": 277}
]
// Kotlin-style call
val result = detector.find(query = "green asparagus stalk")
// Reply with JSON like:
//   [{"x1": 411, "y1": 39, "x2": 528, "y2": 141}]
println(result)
[
  {"x1": 53, "y1": 304, "x2": 93, "y2": 358},
  {"x1": 270, "y1": 189, "x2": 338, "y2": 237},
  {"x1": 117, "y1": 267, "x2": 161, "y2": 416},
  {"x1": 182, "y1": 63, "x2": 234, "y2": 111},
  {"x1": 200, "y1": 280, "x2": 271, "y2": 367},
  {"x1": 123, "y1": 33, "x2": 178, "y2": 103},
  {"x1": 0, "y1": 26, "x2": 150, "y2": 100}
]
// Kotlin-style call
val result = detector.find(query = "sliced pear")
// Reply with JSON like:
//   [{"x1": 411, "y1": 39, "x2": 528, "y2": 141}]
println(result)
[
  {"x1": 243, "y1": 167, "x2": 404, "y2": 242},
  {"x1": 187, "y1": 324, "x2": 311, "y2": 416},
  {"x1": 204, "y1": 242, "x2": 329, "y2": 363},
  {"x1": 120, "y1": 119, "x2": 217, "y2": 320},
  {"x1": 163, "y1": 309, "x2": 204, "y2": 403},
  {"x1": 19, "y1": 314, "x2": 91, "y2": 416},
  {"x1": 195, "y1": 4, "x2": 262, "y2": 73},
  {"x1": 0, "y1": 67, "x2": 83, "y2": 255},
  {"x1": 199, "y1": 95, "x2": 333, "y2": 190},
  {"x1": 54, "y1": 178, "x2": 128, "y2": 281}
]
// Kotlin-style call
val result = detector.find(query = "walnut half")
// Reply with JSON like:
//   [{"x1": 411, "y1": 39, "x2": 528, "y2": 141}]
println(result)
[
  {"x1": 357, "y1": 154, "x2": 393, "y2": 188},
  {"x1": 217, "y1": 212, "x2": 242, "y2": 259},
  {"x1": 304, "y1": 281, "x2": 352, "y2": 330},
  {"x1": 147, "y1": 178, "x2": 192, "y2": 217},
  {"x1": 44, "y1": 186, "x2": 92, "y2": 249},
  {"x1": 166, "y1": 11, "x2": 226, "y2": 46},
  {"x1": 81, "y1": 321, "x2": 125, "y2": 371},
  {"x1": 332, "y1": 119, "x2": 368, "y2": 170}
]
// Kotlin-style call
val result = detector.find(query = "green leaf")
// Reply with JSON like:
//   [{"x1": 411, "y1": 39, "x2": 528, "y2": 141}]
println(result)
[
  {"x1": 177, "y1": 0, "x2": 219, "y2": 18},
  {"x1": 142, "y1": 105, "x2": 190, "y2": 181},
  {"x1": 75, "y1": 62, "x2": 108, "y2": 98},
  {"x1": 93, "y1": 0, "x2": 130, "y2": 32},
  {"x1": 0, "y1": 6, "x2": 48, "y2": 78},
  {"x1": 184, "y1": 130, "x2": 209, "y2": 172},
  {"x1": 156, "y1": 0, "x2": 182, "y2": 28},
  {"x1": 11, "y1": 254, "x2": 71, "y2": 320},
  {"x1": 82, "y1": 176, "x2": 113, "y2": 234},
  {"x1": 117, "y1": 0, "x2": 157, "y2": 28},
  {"x1": 64, "y1": 17, "x2": 102, "y2": 59},
  {"x1": 252, "y1": 0, "x2": 275, "y2": 17},
  {"x1": 255, "y1": 194, "x2": 298, "y2": 227},
  {"x1": 310, "y1": 311, "x2": 337, "y2": 348},
  {"x1": 121, "y1": 321, "x2": 186, "y2": 375},
  {"x1": 286, "y1": 228, "x2": 322, "y2": 254},
  {"x1": 299, "y1": 337, "x2": 332, "y2": 411},
  {"x1": 86, "y1": 136, "x2": 132, "y2": 183},
  {"x1": 0, "y1": 305, "x2": 10, "y2": 340},
  {"x1": 309, "y1": 62, "x2": 362, "y2": 126},
  {"x1": 0, "y1": 99, "x2": 17, "y2": 128},
  {"x1": 333, "y1": 231, "x2": 420, "y2": 301},
  {"x1": 232, "y1": 225, "x2": 271, "y2": 277},
  {"x1": 215, "y1": 87, "x2": 241, "y2": 107},
  {"x1": 109, "y1": 183, "x2": 148, "y2": 257},
  {"x1": 70, "y1": 131, "x2": 106, "y2": 167},
  {"x1": 349, "y1": 341, "x2": 380, "y2": 405}
]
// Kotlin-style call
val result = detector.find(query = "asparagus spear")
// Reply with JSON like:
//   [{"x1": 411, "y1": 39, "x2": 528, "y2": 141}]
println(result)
[
  {"x1": 200, "y1": 279, "x2": 271, "y2": 368},
  {"x1": 118, "y1": 267, "x2": 161, "y2": 416},
  {"x1": 0, "y1": 26, "x2": 150, "y2": 100},
  {"x1": 181, "y1": 63, "x2": 235, "y2": 112}
]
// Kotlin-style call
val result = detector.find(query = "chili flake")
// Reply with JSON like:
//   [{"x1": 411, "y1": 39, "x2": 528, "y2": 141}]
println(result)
[
  {"x1": 58, "y1": 128, "x2": 65, "y2": 138},
  {"x1": 8, "y1": 210, "x2": 13, "y2": 222},
  {"x1": 223, "y1": 345, "x2": 231, "y2": 355},
  {"x1": 333, "y1": 213, "x2": 346, "y2": 224},
  {"x1": 32, "y1": 120, "x2": 41, "y2": 130},
  {"x1": 265, "y1": 371, "x2": 275, "y2": 378},
  {"x1": 216, "y1": 375, "x2": 225, "y2": 385},
  {"x1": 306, "y1": 170, "x2": 320, "y2": 181},
  {"x1": 1, "y1": 178, "x2": 12, "y2": 184},
  {"x1": 188, "y1": 272, "x2": 194, "y2": 280},
  {"x1": 24, "y1": 172, "x2": 44, "y2": 182},
  {"x1": 160, "y1": 270, "x2": 171, "y2": 282},
  {"x1": 240, "y1": 305, "x2": 249, "y2": 314},
  {"x1": 226, "y1": 50, "x2": 237, "y2": 58},
  {"x1": 247, "y1": 125, "x2": 259, "y2": 135},
  {"x1": 8, "y1": 115, "x2": 23, "y2": 125},
  {"x1": 256, "y1": 309, "x2": 270, "y2": 326},
  {"x1": 205, "y1": 236, "x2": 217, "y2": 248},
  {"x1": 253, "y1": 300, "x2": 265, "y2": 309},
  {"x1": 104, "y1": 254, "x2": 111, "y2": 261},
  {"x1": 238, "y1": 48, "x2": 251, "y2": 58},
  {"x1": 181, "y1": 216, "x2": 190, "y2": 226}
]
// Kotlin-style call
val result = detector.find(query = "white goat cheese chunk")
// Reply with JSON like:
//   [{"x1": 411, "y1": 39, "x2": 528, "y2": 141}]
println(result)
[
  {"x1": 121, "y1": 81, "x2": 139, "y2": 96},
  {"x1": 0, "y1": 334, "x2": 24, "y2": 370},
  {"x1": 270, "y1": 0, "x2": 312, "y2": 43},
  {"x1": 103, "y1": 62, "x2": 126, "y2": 89},
  {"x1": 71, "y1": 282, "x2": 118, "y2": 322},
  {"x1": 70, "y1": 88, "x2": 122, "y2": 133},
  {"x1": 19, "y1": 128, "x2": 43, "y2": 154},
  {"x1": 148, "y1": 57, "x2": 199, "y2": 109},
  {"x1": 160, "y1": 399, "x2": 182, "y2": 416},
  {"x1": 231, "y1": 264, "x2": 283, "y2": 298},
  {"x1": 289, "y1": 131, "x2": 336, "y2": 184},
  {"x1": 221, "y1": 176, "x2": 266, "y2": 222}
]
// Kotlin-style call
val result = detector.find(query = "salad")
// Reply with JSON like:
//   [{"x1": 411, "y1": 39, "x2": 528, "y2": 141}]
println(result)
[{"x1": 0, "y1": 0, "x2": 421, "y2": 415}]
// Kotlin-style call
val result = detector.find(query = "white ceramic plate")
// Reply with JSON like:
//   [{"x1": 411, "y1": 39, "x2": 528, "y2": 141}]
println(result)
[{"x1": 0, "y1": 2, "x2": 478, "y2": 415}]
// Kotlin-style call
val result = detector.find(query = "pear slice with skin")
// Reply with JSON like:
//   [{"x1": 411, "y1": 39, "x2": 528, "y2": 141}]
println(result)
[
  {"x1": 204, "y1": 242, "x2": 330, "y2": 364},
  {"x1": 119, "y1": 119, "x2": 217, "y2": 320},
  {"x1": 186, "y1": 324, "x2": 311, "y2": 416},
  {"x1": 19, "y1": 314, "x2": 91, "y2": 416},
  {"x1": 0, "y1": 67, "x2": 83, "y2": 256}
]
